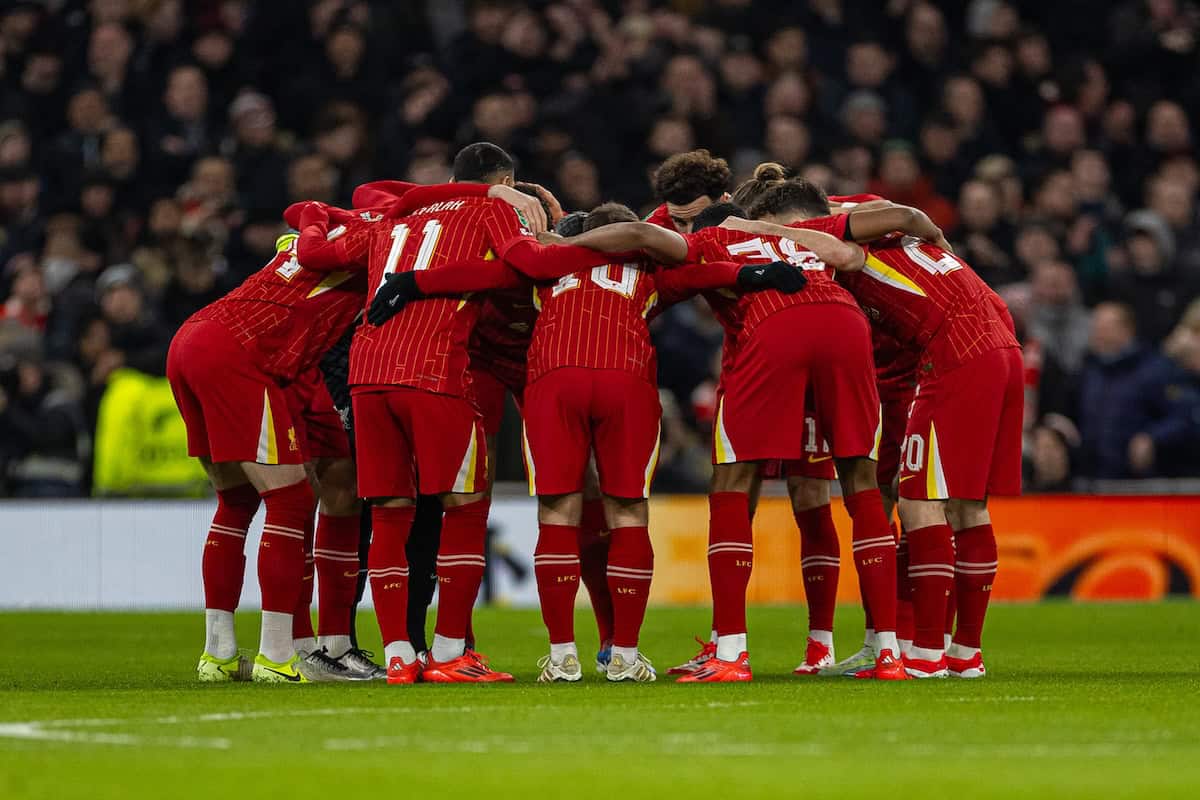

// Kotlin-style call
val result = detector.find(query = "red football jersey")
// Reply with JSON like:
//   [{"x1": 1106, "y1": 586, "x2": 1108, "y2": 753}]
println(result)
[
  {"x1": 527, "y1": 260, "x2": 661, "y2": 384},
  {"x1": 189, "y1": 231, "x2": 369, "y2": 382},
  {"x1": 349, "y1": 196, "x2": 534, "y2": 395},
  {"x1": 838, "y1": 233, "x2": 1019, "y2": 371},
  {"x1": 687, "y1": 221, "x2": 859, "y2": 351},
  {"x1": 469, "y1": 289, "x2": 536, "y2": 390}
]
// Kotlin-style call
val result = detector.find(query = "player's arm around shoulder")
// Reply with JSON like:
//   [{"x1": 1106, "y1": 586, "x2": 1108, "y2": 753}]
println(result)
[
  {"x1": 719, "y1": 217, "x2": 866, "y2": 272},
  {"x1": 845, "y1": 205, "x2": 952, "y2": 253},
  {"x1": 556, "y1": 221, "x2": 690, "y2": 265}
]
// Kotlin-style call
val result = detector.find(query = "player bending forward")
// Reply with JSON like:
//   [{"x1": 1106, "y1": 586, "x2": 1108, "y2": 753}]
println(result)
[
  {"x1": 319, "y1": 143, "x2": 612, "y2": 684},
  {"x1": 737, "y1": 194, "x2": 1022, "y2": 678},
  {"x1": 168, "y1": 203, "x2": 377, "y2": 683}
]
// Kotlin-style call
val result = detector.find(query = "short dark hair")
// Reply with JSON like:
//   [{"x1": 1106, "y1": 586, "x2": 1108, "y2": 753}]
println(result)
[
  {"x1": 691, "y1": 201, "x2": 746, "y2": 232},
  {"x1": 583, "y1": 202, "x2": 638, "y2": 231},
  {"x1": 653, "y1": 149, "x2": 731, "y2": 204},
  {"x1": 452, "y1": 142, "x2": 514, "y2": 183},
  {"x1": 555, "y1": 210, "x2": 588, "y2": 237},
  {"x1": 748, "y1": 179, "x2": 830, "y2": 220}
]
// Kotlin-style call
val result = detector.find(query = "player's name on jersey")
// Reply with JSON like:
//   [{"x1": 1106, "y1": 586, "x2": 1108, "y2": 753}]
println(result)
[{"x1": 414, "y1": 200, "x2": 467, "y2": 215}]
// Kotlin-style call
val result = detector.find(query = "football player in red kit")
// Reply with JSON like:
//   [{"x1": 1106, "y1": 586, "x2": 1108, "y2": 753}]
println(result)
[
  {"x1": 366, "y1": 202, "x2": 809, "y2": 682},
  {"x1": 547, "y1": 196, "x2": 893, "y2": 682},
  {"x1": 326, "y1": 143, "x2": 614, "y2": 684},
  {"x1": 739, "y1": 196, "x2": 1021, "y2": 679},
  {"x1": 645, "y1": 149, "x2": 733, "y2": 233},
  {"x1": 168, "y1": 201, "x2": 379, "y2": 683}
]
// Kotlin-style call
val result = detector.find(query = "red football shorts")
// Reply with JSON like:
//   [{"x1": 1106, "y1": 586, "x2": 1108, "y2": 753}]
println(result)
[
  {"x1": 714, "y1": 304, "x2": 879, "y2": 464},
  {"x1": 167, "y1": 319, "x2": 304, "y2": 465},
  {"x1": 898, "y1": 347, "x2": 1024, "y2": 501},
  {"x1": 522, "y1": 367, "x2": 661, "y2": 498},
  {"x1": 351, "y1": 386, "x2": 487, "y2": 499},
  {"x1": 468, "y1": 363, "x2": 525, "y2": 436},
  {"x1": 286, "y1": 368, "x2": 351, "y2": 460},
  {"x1": 875, "y1": 384, "x2": 916, "y2": 489},
  {"x1": 765, "y1": 391, "x2": 836, "y2": 481}
]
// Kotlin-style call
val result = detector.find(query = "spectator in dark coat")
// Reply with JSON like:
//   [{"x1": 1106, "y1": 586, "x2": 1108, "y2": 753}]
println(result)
[
  {"x1": 1109, "y1": 209, "x2": 1196, "y2": 344},
  {"x1": 1075, "y1": 302, "x2": 1198, "y2": 478},
  {"x1": 93, "y1": 264, "x2": 171, "y2": 378}
]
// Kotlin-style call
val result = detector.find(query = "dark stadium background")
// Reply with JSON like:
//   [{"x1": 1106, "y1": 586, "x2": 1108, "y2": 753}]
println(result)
[{"x1": 0, "y1": 0, "x2": 1197, "y2": 497}]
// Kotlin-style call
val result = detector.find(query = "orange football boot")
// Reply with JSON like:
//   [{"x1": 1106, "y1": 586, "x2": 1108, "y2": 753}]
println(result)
[
  {"x1": 422, "y1": 650, "x2": 514, "y2": 683},
  {"x1": 386, "y1": 656, "x2": 422, "y2": 685},
  {"x1": 676, "y1": 652, "x2": 752, "y2": 683}
]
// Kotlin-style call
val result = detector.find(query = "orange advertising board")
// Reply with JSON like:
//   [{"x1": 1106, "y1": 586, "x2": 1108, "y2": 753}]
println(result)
[{"x1": 647, "y1": 495, "x2": 1200, "y2": 604}]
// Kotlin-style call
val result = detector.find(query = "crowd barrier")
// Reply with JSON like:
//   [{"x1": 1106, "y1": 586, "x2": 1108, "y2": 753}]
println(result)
[{"x1": 0, "y1": 495, "x2": 1195, "y2": 609}]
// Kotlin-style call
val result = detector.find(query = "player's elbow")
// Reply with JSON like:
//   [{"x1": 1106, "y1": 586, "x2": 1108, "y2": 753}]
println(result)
[{"x1": 831, "y1": 243, "x2": 866, "y2": 272}]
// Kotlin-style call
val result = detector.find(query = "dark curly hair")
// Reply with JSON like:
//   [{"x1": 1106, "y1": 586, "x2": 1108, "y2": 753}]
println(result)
[{"x1": 652, "y1": 149, "x2": 732, "y2": 204}]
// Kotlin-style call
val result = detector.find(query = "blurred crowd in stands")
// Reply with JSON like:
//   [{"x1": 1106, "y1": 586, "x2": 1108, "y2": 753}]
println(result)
[{"x1": 1, "y1": 0, "x2": 1198, "y2": 496}]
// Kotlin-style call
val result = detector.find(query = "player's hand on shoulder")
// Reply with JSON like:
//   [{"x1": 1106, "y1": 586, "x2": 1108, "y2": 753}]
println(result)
[
  {"x1": 487, "y1": 184, "x2": 548, "y2": 234},
  {"x1": 718, "y1": 216, "x2": 753, "y2": 232},
  {"x1": 737, "y1": 260, "x2": 807, "y2": 294},
  {"x1": 367, "y1": 272, "x2": 422, "y2": 327},
  {"x1": 537, "y1": 230, "x2": 566, "y2": 245}
]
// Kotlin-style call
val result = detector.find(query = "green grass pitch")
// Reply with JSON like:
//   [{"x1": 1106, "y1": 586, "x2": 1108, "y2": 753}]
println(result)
[{"x1": 1, "y1": 603, "x2": 1196, "y2": 799}]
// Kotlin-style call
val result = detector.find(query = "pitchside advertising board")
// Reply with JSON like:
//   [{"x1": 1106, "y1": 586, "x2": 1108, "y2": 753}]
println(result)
[{"x1": 0, "y1": 496, "x2": 1197, "y2": 609}]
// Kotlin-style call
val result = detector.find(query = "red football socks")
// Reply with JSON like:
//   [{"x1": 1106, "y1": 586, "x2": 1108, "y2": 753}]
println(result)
[
  {"x1": 257, "y1": 479, "x2": 314, "y2": 614},
  {"x1": 203, "y1": 483, "x2": 260, "y2": 612},
  {"x1": 534, "y1": 523, "x2": 581, "y2": 644},
  {"x1": 433, "y1": 499, "x2": 489, "y2": 641},
  {"x1": 314, "y1": 512, "x2": 361, "y2": 638},
  {"x1": 953, "y1": 524, "x2": 998, "y2": 648},
  {"x1": 895, "y1": 522, "x2": 915, "y2": 642},
  {"x1": 368, "y1": 504, "x2": 415, "y2": 647},
  {"x1": 906, "y1": 523, "x2": 955, "y2": 651},
  {"x1": 291, "y1": 510, "x2": 316, "y2": 641},
  {"x1": 607, "y1": 526, "x2": 654, "y2": 649},
  {"x1": 708, "y1": 491, "x2": 753, "y2": 636},
  {"x1": 844, "y1": 489, "x2": 897, "y2": 633},
  {"x1": 795, "y1": 503, "x2": 839, "y2": 633},
  {"x1": 579, "y1": 499, "x2": 614, "y2": 644}
]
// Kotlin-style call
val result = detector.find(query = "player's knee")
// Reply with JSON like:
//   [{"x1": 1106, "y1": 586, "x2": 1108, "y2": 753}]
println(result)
[
  {"x1": 788, "y1": 477, "x2": 830, "y2": 512},
  {"x1": 835, "y1": 457, "x2": 878, "y2": 496},
  {"x1": 898, "y1": 497, "x2": 947, "y2": 531},
  {"x1": 947, "y1": 498, "x2": 989, "y2": 530},
  {"x1": 603, "y1": 495, "x2": 648, "y2": 528},
  {"x1": 538, "y1": 492, "x2": 582, "y2": 525},
  {"x1": 711, "y1": 462, "x2": 758, "y2": 493}
]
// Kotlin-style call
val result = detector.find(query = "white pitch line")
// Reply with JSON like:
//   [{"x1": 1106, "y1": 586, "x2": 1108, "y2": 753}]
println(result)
[
  {"x1": 0, "y1": 701, "x2": 766, "y2": 752},
  {"x1": 0, "y1": 722, "x2": 230, "y2": 750}
]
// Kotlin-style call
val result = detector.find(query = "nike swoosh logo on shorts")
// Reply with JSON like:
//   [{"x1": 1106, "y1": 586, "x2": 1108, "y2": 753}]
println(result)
[
  {"x1": 807, "y1": 455, "x2": 832, "y2": 463},
  {"x1": 899, "y1": 475, "x2": 915, "y2": 483}
]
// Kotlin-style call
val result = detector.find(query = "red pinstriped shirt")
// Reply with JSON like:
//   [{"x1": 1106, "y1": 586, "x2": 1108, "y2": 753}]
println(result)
[
  {"x1": 686, "y1": 220, "x2": 860, "y2": 371},
  {"x1": 189, "y1": 230, "x2": 370, "y2": 382},
  {"x1": 527, "y1": 260, "x2": 661, "y2": 384},
  {"x1": 837, "y1": 232, "x2": 1019, "y2": 372},
  {"x1": 349, "y1": 197, "x2": 533, "y2": 395}
]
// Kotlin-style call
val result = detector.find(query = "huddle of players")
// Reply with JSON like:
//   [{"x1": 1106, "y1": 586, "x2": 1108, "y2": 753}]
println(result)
[{"x1": 168, "y1": 141, "x2": 1019, "y2": 684}]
